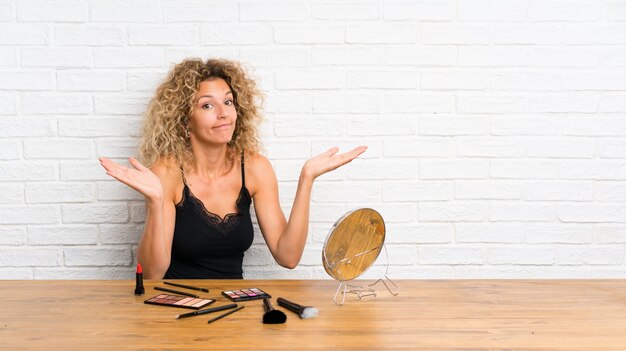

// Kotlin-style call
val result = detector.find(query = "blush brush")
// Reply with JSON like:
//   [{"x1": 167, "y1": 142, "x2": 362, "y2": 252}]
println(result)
[
  {"x1": 277, "y1": 297, "x2": 318, "y2": 319},
  {"x1": 262, "y1": 297, "x2": 286, "y2": 324}
]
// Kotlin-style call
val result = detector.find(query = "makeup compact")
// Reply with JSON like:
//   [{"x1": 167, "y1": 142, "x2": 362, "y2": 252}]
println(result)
[
  {"x1": 144, "y1": 294, "x2": 215, "y2": 310},
  {"x1": 221, "y1": 288, "x2": 271, "y2": 302}
]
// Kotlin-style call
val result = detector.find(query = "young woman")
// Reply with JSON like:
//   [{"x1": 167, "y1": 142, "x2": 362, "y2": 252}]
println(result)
[{"x1": 100, "y1": 58, "x2": 367, "y2": 279}]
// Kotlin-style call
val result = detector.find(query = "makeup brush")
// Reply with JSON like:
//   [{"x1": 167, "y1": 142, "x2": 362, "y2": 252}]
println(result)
[
  {"x1": 277, "y1": 297, "x2": 318, "y2": 319},
  {"x1": 262, "y1": 297, "x2": 286, "y2": 324}
]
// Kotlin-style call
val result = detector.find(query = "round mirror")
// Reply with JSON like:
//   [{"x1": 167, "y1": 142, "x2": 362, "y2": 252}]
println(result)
[{"x1": 322, "y1": 208, "x2": 385, "y2": 281}]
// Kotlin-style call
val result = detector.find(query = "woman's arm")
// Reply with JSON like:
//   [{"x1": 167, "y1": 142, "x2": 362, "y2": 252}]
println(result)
[
  {"x1": 251, "y1": 146, "x2": 367, "y2": 268},
  {"x1": 99, "y1": 157, "x2": 177, "y2": 279}
]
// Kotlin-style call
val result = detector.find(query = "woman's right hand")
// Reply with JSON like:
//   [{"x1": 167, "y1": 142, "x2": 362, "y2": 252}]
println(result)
[{"x1": 99, "y1": 157, "x2": 164, "y2": 202}]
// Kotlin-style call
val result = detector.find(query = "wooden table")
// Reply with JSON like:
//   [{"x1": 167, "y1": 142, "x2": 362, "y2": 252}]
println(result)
[{"x1": 1, "y1": 279, "x2": 625, "y2": 350}]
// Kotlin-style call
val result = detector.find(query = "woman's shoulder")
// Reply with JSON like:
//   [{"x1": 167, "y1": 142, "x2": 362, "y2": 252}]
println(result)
[
  {"x1": 244, "y1": 152, "x2": 276, "y2": 194},
  {"x1": 150, "y1": 157, "x2": 184, "y2": 195}
]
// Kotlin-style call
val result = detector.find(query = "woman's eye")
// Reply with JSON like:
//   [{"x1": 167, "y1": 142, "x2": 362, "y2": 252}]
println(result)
[
  {"x1": 225, "y1": 100, "x2": 234, "y2": 106},
  {"x1": 202, "y1": 103, "x2": 214, "y2": 110}
]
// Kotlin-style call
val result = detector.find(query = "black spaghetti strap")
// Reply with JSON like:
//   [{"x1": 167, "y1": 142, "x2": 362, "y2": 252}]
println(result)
[{"x1": 240, "y1": 153, "x2": 246, "y2": 188}]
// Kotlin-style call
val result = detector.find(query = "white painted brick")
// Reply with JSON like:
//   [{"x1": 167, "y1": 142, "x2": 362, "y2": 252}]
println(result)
[
  {"x1": 491, "y1": 117, "x2": 561, "y2": 136},
  {"x1": 490, "y1": 71, "x2": 561, "y2": 91},
  {"x1": 312, "y1": 182, "x2": 381, "y2": 203},
  {"x1": 24, "y1": 139, "x2": 94, "y2": 159},
  {"x1": 563, "y1": 24, "x2": 626, "y2": 45},
  {"x1": 0, "y1": 248, "x2": 60, "y2": 266},
  {"x1": 90, "y1": 0, "x2": 160, "y2": 22},
  {"x1": 457, "y1": 137, "x2": 524, "y2": 158},
  {"x1": 386, "y1": 223, "x2": 452, "y2": 244},
  {"x1": 595, "y1": 225, "x2": 626, "y2": 243},
  {"x1": 127, "y1": 71, "x2": 164, "y2": 92},
  {"x1": 240, "y1": 48, "x2": 308, "y2": 68},
  {"x1": 525, "y1": 181, "x2": 593, "y2": 201},
  {"x1": 0, "y1": 117, "x2": 56, "y2": 137},
  {"x1": 0, "y1": 48, "x2": 16, "y2": 65},
  {"x1": 60, "y1": 161, "x2": 111, "y2": 181},
  {"x1": 491, "y1": 160, "x2": 558, "y2": 179},
  {"x1": 374, "y1": 203, "x2": 418, "y2": 223},
  {"x1": 34, "y1": 267, "x2": 134, "y2": 280},
  {"x1": 421, "y1": 24, "x2": 490, "y2": 45},
  {"x1": 493, "y1": 25, "x2": 560, "y2": 44},
  {"x1": 57, "y1": 70, "x2": 126, "y2": 91},
  {"x1": 555, "y1": 246, "x2": 623, "y2": 265},
  {"x1": 526, "y1": 138, "x2": 595, "y2": 158},
  {"x1": 347, "y1": 115, "x2": 417, "y2": 136},
  {"x1": 347, "y1": 24, "x2": 417, "y2": 44},
  {"x1": 384, "y1": 0, "x2": 453, "y2": 20},
  {"x1": 0, "y1": 95, "x2": 17, "y2": 114},
  {"x1": 28, "y1": 225, "x2": 97, "y2": 245},
  {"x1": 96, "y1": 138, "x2": 138, "y2": 159},
  {"x1": 275, "y1": 68, "x2": 344, "y2": 90},
  {"x1": 97, "y1": 182, "x2": 143, "y2": 201},
  {"x1": 128, "y1": 25, "x2": 196, "y2": 46},
  {"x1": 459, "y1": 46, "x2": 527, "y2": 67},
  {"x1": 312, "y1": 45, "x2": 382, "y2": 66},
  {"x1": 240, "y1": 0, "x2": 308, "y2": 21},
  {"x1": 314, "y1": 0, "x2": 380, "y2": 20},
  {"x1": 600, "y1": 95, "x2": 626, "y2": 112},
  {"x1": 0, "y1": 226, "x2": 26, "y2": 245},
  {"x1": 313, "y1": 93, "x2": 380, "y2": 114},
  {"x1": 0, "y1": 3, "x2": 13, "y2": 21},
  {"x1": 456, "y1": 223, "x2": 525, "y2": 243},
  {"x1": 347, "y1": 159, "x2": 418, "y2": 180},
  {"x1": 486, "y1": 247, "x2": 555, "y2": 265},
  {"x1": 601, "y1": 49, "x2": 626, "y2": 67},
  {"x1": 163, "y1": 0, "x2": 236, "y2": 22},
  {"x1": 595, "y1": 181, "x2": 626, "y2": 202},
  {"x1": 606, "y1": 0, "x2": 626, "y2": 20},
  {"x1": 0, "y1": 140, "x2": 21, "y2": 160},
  {"x1": 385, "y1": 137, "x2": 453, "y2": 158},
  {"x1": 21, "y1": 47, "x2": 91, "y2": 68},
  {"x1": 93, "y1": 48, "x2": 163, "y2": 68},
  {"x1": 59, "y1": 117, "x2": 130, "y2": 137},
  {"x1": 525, "y1": 223, "x2": 593, "y2": 244},
  {"x1": 0, "y1": 25, "x2": 50, "y2": 45},
  {"x1": 274, "y1": 117, "x2": 343, "y2": 137},
  {"x1": 0, "y1": 183, "x2": 23, "y2": 203},
  {"x1": 99, "y1": 223, "x2": 143, "y2": 244},
  {"x1": 62, "y1": 203, "x2": 129, "y2": 223},
  {"x1": 0, "y1": 71, "x2": 54, "y2": 90},
  {"x1": 265, "y1": 94, "x2": 312, "y2": 114},
  {"x1": 346, "y1": 69, "x2": 419, "y2": 89},
  {"x1": 17, "y1": 0, "x2": 87, "y2": 22},
  {"x1": 26, "y1": 182, "x2": 95, "y2": 204},
  {"x1": 382, "y1": 245, "x2": 418, "y2": 265},
  {"x1": 529, "y1": 0, "x2": 600, "y2": 21},
  {"x1": 458, "y1": 0, "x2": 527, "y2": 21},
  {"x1": 129, "y1": 202, "x2": 146, "y2": 223},
  {"x1": 94, "y1": 95, "x2": 149, "y2": 115},
  {"x1": 419, "y1": 246, "x2": 483, "y2": 264},
  {"x1": 455, "y1": 180, "x2": 523, "y2": 200},
  {"x1": 600, "y1": 140, "x2": 626, "y2": 158},
  {"x1": 265, "y1": 141, "x2": 310, "y2": 160},
  {"x1": 560, "y1": 160, "x2": 626, "y2": 180},
  {"x1": 420, "y1": 160, "x2": 489, "y2": 179},
  {"x1": 528, "y1": 94, "x2": 597, "y2": 113},
  {"x1": 200, "y1": 23, "x2": 273, "y2": 45},
  {"x1": 274, "y1": 25, "x2": 344, "y2": 44},
  {"x1": 0, "y1": 269, "x2": 32, "y2": 279},
  {"x1": 489, "y1": 202, "x2": 556, "y2": 221},
  {"x1": 0, "y1": 205, "x2": 59, "y2": 224},
  {"x1": 562, "y1": 117, "x2": 626, "y2": 137},
  {"x1": 558, "y1": 203, "x2": 626, "y2": 223},
  {"x1": 384, "y1": 93, "x2": 454, "y2": 113},
  {"x1": 54, "y1": 25, "x2": 124, "y2": 46},
  {"x1": 420, "y1": 115, "x2": 489, "y2": 136},
  {"x1": 64, "y1": 247, "x2": 132, "y2": 266},
  {"x1": 563, "y1": 71, "x2": 626, "y2": 91},
  {"x1": 421, "y1": 70, "x2": 488, "y2": 90},
  {"x1": 529, "y1": 48, "x2": 598, "y2": 68},
  {"x1": 309, "y1": 203, "x2": 347, "y2": 224},
  {"x1": 457, "y1": 95, "x2": 526, "y2": 114},
  {"x1": 21, "y1": 93, "x2": 92, "y2": 115},
  {"x1": 386, "y1": 45, "x2": 457, "y2": 66},
  {"x1": 383, "y1": 181, "x2": 451, "y2": 201},
  {"x1": 419, "y1": 202, "x2": 488, "y2": 222},
  {"x1": 0, "y1": 161, "x2": 57, "y2": 181},
  {"x1": 370, "y1": 265, "x2": 454, "y2": 279},
  {"x1": 165, "y1": 48, "x2": 240, "y2": 67}
]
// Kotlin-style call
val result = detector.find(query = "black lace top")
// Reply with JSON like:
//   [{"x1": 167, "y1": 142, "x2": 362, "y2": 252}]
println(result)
[{"x1": 164, "y1": 156, "x2": 254, "y2": 279}]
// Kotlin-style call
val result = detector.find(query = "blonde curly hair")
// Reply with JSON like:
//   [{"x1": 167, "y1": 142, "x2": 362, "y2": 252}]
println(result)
[{"x1": 139, "y1": 58, "x2": 263, "y2": 167}]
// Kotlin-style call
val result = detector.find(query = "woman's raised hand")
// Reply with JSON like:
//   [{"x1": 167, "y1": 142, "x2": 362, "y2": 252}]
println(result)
[
  {"x1": 99, "y1": 157, "x2": 164, "y2": 202},
  {"x1": 301, "y1": 145, "x2": 367, "y2": 181}
]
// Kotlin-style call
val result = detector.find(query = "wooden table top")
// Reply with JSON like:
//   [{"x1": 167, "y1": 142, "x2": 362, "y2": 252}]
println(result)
[{"x1": 1, "y1": 279, "x2": 625, "y2": 350}]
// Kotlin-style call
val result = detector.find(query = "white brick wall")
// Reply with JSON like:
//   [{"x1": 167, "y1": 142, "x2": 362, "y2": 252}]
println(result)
[{"x1": 1, "y1": 0, "x2": 625, "y2": 280}]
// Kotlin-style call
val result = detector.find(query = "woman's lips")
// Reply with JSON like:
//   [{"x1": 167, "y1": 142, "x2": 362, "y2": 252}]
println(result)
[{"x1": 213, "y1": 123, "x2": 232, "y2": 130}]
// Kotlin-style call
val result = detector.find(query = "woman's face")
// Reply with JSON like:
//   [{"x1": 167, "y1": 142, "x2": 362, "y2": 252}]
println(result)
[{"x1": 188, "y1": 78, "x2": 237, "y2": 146}]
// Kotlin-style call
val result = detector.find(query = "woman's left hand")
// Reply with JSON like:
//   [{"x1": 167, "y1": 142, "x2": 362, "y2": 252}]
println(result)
[{"x1": 301, "y1": 145, "x2": 367, "y2": 181}]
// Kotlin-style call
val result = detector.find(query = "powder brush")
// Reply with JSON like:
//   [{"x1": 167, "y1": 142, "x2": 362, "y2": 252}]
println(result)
[{"x1": 276, "y1": 297, "x2": 318, "y2": 319}]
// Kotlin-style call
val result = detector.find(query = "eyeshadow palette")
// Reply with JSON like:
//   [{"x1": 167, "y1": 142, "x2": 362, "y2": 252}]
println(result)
[
  {"x1": 144, "y1": 293, "x2": 215, "y2": 310},
  {"x1": 222, "y1": 288, "x2": 271, "y2": 302}
]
